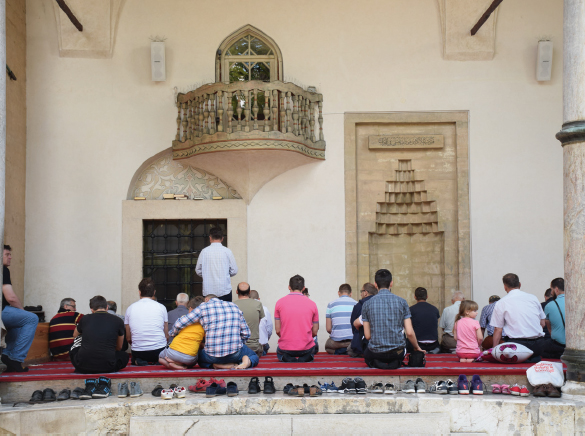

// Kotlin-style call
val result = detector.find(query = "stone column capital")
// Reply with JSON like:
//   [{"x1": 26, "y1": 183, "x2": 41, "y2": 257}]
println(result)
[{"x1": 556, "y1": 121, "x2": 585, "y2": 146}]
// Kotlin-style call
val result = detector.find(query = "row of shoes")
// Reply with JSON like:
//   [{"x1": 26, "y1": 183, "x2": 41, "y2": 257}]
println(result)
[
  {"x1": 29, "y1": 377, "x2": 113, "y2": 403},
  {"x1": 428, "y1": 375, "x2": 484, "y2": 395}
]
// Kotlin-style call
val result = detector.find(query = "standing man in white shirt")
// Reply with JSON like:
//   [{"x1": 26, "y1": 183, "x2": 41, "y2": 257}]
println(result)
[
  {"x1": 196, "y1": 227, "x2": 238, "y2": 302},
  {"x1": 125, "y1": 278, "x2": 169, "y2": 365},
  {"x1": 490, "y1": 273, "x2": 546, "y2": 363},
  {"x1": 439, "y1": 291, "x2": 464, "y2": 353},
  {"x1": 250, "y1": 290, "x2": 273, "y2": 355}
]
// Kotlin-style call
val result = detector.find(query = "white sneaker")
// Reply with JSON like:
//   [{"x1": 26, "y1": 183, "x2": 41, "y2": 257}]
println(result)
[
  {"x1": 383, "y1": 383, "x2": 396, "y2": 394},
  {"x1": 173, "y1": 386, "x2": 186, "y2": 398},
  {"x1": 161, "y1": 388, "x2": 174, "y2": 400}
]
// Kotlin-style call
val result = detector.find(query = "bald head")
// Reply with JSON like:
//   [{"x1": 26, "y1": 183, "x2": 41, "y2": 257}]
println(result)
[
  {"x1": 237, "y1": 282, "x2": 251, "y2": 298},
  {"x1": 452, "y1": 291, "x2": 465, "y2": 303}
]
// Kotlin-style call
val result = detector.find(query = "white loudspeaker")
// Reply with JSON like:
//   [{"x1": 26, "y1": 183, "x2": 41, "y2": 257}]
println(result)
[
  {"x1": 151, "y1": 42, "x2": 166, "y2": 82},
  {"x1": 536, "y1": 40, "x2": 553, "y2": 82}
]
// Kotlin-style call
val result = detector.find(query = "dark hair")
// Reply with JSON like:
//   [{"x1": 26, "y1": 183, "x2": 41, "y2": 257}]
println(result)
[
  {"x1": 188, "y1": 296, "x2": 205, "y2": 309},
  {"x1": 107, "y1": 300, "x2": 117, "y2": 313},
  {"x1": 339, "y1": 283, "x2": 352, "y2": 294},
  {"x1": 374, "y1": 269, "x2": 393, "y2": 290},
  {"x1": 237, "y1": 283, "x2": 251, "y2": 296},
  {"x1": 302, "y1": 288, "x2": 310, "y2": 296},
  {"x1": 502, "y1": 273, "x2": 520, "y2": 289},
  {"x1": 89, "y1": 295, "x2": 108, "y2": 310},
  {"x1": 138, "y1": 278, "x2": 156, "y2": 297},
  {"x1": 544, "y1": 288, "x2": 553, "y2": 299},
  {"x1": 3, "y1": 245, "x2": 11, "y2": 251},
  {"x1": 414, "y1": 287, "x2": 428, "y2": 301},
  {"x1": 488, "y1": 295, "x2": 501, "y2": 304},
  {"x1": 551, "y1": 277, "x2": 564, "y2": 292},
  {"x1": 249, "y1": 290, "x2": 259, "y2": 300},
  {"x1": 363, "y1": 283, "x2": 378, "y2": 296},
  {"x1": 289, "y1": 274, "x2": 305, "y2": 291},
  {"x1": 209, "y1": 227, "x2": 224, "y2": 241}
]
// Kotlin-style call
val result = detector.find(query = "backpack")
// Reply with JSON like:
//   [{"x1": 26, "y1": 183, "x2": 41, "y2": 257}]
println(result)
[{"x1": 406, "y1": 350, "x2": 426, "y2": 367}]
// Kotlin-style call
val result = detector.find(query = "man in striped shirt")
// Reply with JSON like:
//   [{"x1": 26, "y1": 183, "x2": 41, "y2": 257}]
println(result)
[
  {"x1": 49, "y1": 298, "x2": 83, "y2": 360},
  {"x1": 325, "y1": 284, "x2": 357, "y2": 354}
]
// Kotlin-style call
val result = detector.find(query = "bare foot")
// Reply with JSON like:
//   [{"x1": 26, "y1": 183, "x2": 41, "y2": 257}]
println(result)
[
  {"x1": 213, "y1": 363, "x2": 238, "y2": 369},
  {"x1": 235, "y1": 355, "x2": 251, "y2": 369}
]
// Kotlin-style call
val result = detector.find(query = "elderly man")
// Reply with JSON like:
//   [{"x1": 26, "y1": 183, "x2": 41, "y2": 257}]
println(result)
[
  {"x1": 479, "y1": 295, "x2": 501, "y2": 349},
  {"x1": 49, "y1": 298, "x2": 83, "y2": 360},
  {"x1": 234, "y1": 282, "x2": 265, "y2": 358},
  {"x1": 107, "y1": 301, "x2": 124, "y2": 320},
  {"x1": 439, "y1": 290, "x2": 465, "y2": 353},
  {"x1": 542, "y1": 278, "x2": 565, "y2": 359},
  {"x1": 196, "y1": 227, "x2": 238, "y2": 302},
  {"x1": 167, "y1": 293, "x2": 190, "y2": 329},
  {"x1": 490, "y1": 273, "x2": 546, "y2": 363}
]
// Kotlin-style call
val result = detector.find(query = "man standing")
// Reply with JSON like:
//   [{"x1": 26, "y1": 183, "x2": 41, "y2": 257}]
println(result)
[
  {"x1": 439, "y1": 291, "x2": 464, "y2": 353},
  {"x1": 49, "y1": 298, "x2": 83, "y2": 360},
  {"x1": 543, "y1": 278, "x2": 565, "y2": 359},
  {"x1": 479, "y1": 295, "x2": 500, "y2": 349},
  {"x1": 274, "y1": 275, "x2": 319, "y2": 362},
  {"x1": 196, "y1": 227, "x2": 238, "y2": 302},
  {"x1": 408, "y1": 287, "x2": 440, "y2": 354},
  {"x1": 348, "y1": 283, "x2": 377, "y2": 357},
  {"x1": 234, "y1": 282, "x2": 265, "y2": 358},
  {"x1": 490, "y1": 273, "x2": 546, "y2": 363},
  {"x1": 125, "y1": 278, "x2": 168, "y2": 365},
  {"x1": 1, "y1": 245, "x2": 38, "y2": 372},
  {"x1": 325, "y1": 284, "x2": 357, "y2": 355},
  {"x1": 362, "y1": 269, "x2": 424, "y2": 369},
  {"x1": 167, "y1": 293, "x2": 190, "y2": 328},
  {"x1": 170, "y1": 294, "x2": 259, "y2": 369},
  {"x1": 250, "y1": 290, "x2": 272, "y2": 356}
]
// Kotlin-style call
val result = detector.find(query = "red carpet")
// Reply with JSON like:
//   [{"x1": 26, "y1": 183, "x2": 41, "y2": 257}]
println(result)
[{"x1": 0, "y1": 354, "x2": 565, "y2": 383}]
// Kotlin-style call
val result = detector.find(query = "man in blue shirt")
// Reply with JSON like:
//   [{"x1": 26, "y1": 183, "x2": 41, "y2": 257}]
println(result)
[
  {"x1": 325, "y1": 284, "x2": 357, "y2": 354},
  {"x1": 543, "y1": 278, "x2": 565, "y2": 359}
]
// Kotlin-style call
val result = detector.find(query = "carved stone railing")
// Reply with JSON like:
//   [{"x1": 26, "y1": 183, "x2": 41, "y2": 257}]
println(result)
[{"x1": 172, "y1": 81, "x2": 325, "y2": 160}]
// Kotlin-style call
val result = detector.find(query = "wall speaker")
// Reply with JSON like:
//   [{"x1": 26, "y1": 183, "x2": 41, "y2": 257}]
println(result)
[
  {"x1": 151, "y1": 42, "x2": 166, "y2": 82},
  {"x1": 536, "y1": 40, "x2": 553, "y2": 82}
]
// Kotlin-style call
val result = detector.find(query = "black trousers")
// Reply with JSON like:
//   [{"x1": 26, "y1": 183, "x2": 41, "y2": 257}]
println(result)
[
  {"x1": 218, "y1": 293, "x2": 232, "y2": 302},
  {"x1": 364, "y1": 346, "x2": 405, "y2": 369},
  {"x1": 70, "y1": 346, "x2": 129, "y2": 374},
  {"x1": 277, "y1": 346, "x2": 316, "y2": 363},
  {"x1": 503, "y1": 337, "x2": 544, "y2": 363},
  {"x1": 131, "y1": 347, "x2": 165, "y2": 365},
  {"x1": 407, "y1": 340, "x2": 439, "y2": 354},
  {"x1": 542, "y1": 338, "x2": 565, "y2": 360}
]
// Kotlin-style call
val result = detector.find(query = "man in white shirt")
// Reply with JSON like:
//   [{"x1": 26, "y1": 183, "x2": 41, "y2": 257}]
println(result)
[
  {"x1": 490, "y1": 273, "x2": 546, "y2": 363},
  {"x1": 250, "y1": 290, "x2": 273, "y2": 355},
  {"x1": 125, "y1": 278, "x2": 169, "y2": 365},
  {"x1": 439, "y1": 291, "x2": 464, "y2": 353},
  {"x1": 196, "y1": 227, "x2": 238, "y2": 302}
]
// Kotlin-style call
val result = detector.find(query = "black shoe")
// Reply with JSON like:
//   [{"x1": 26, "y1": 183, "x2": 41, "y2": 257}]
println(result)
[
  {"x1": 340, "y1": 377, "x2": 356, "y2": 394},
  {"x1": 135, "y1": 358, "x2": 149, "y2": 366},
  {"x1": 227, "y1": 382, "x2": 239, "y2": 397},
  {"x1": 42, "y1": 388, "x2": 56, "y2": 402},
  {"x1": 263, "y1": 376, "x2": 276, "y2": 394},
  {"x1": 80, "y1": 379, "x2": 97, "y2": 400},
  {"x1": 57, "y1": 388, "x2": 71, "y2": 401},
  {"x1": 93, "y1": 377, "x2": 112, "y2": 398},
  {"x1": 354, "y1": 377, "x2": 367, "y2": 394},
  {"x1": 29, "y1": 390, "x2": 43, "y2": 404},
  {"x1": 283, "y1": 383, "x2": 295, "y2": 395},
  {"x1": 248, "y1": 377, "x2": 261, "y2": 394},
  {"x1": 70, "y1": 387, "x2": 84, "y2": 400},
  {"x1": 151, "y1": 384, "x2": 163, "y2": 397},
  {"x1": 1, "y1": 354, "x2": 29, "y2": 373}
]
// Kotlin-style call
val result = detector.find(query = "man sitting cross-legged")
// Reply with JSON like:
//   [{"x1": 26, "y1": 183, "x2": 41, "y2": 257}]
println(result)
[
  {"x1": 49, "y1": 298, "x2": 83, "y2": 361},
  {"x1": 70, "y1": 295, "x2": 129, "y2": 374},
  {"x1": 169, "y1": 293, "x2": 259, "y2": 369},
  {"x1": 234, "y1": 282, "x2": 265, "y2": 358},
  {"x1": 159, "y1": 296, "x2": 205, "y2": 370},
  {"x1": 362, "y1": 269, "x2": 424, "y2": 369},
  {"x1": 274, "y1": 274, "x2": 319, "y2": 363},
  {"x1": 325, "y1": 283, "x2": 357, "y2": 355}
]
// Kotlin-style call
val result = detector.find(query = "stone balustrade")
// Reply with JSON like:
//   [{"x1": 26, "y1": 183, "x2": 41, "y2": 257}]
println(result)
[{"x1": 172, "y1": 81, "x2": 325, "y2": 160}]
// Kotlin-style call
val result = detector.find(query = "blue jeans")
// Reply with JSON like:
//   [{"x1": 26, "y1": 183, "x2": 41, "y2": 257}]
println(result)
[
  {"x1": 2, "y1": 306, "x2": 39, "y2": 362},
  {"x1": 198, "y1": 344, "x2": 259, "y2": 368}
]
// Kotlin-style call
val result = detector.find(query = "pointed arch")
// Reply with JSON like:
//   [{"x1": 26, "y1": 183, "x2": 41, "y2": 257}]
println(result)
[{"x1": 215, "y1": 24, "x2": 284, "y2": 83}]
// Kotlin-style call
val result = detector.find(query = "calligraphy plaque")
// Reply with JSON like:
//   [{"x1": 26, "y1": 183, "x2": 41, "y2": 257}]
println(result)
[{"x1": 368, "y1": 135, "x2": 444, "y2": 150}]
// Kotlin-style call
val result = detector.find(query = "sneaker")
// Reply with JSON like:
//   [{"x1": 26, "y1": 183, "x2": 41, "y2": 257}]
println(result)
[
  {"x1": 210, "y1": 377, "x2": 226, "y2": 388},
  {"x1": 227, "y1": 382, "x2": 239, "y2": 397},
  {"x1": 118, "y1": 382, "x2": 129, "y2": 398},
  {"x1": 354, "y1": 377, "x2": 367, "y2": 394},
  {"x1": 340, "y1": 377, "x2": 356, "y2": 394},
  {"x1": 263, "y1": 376, "x2": 276, "y2": 394},
  {"x1": 206, "y1": 382, "x2": 227, "y2": 398},
  {"x1": 457, "y1": 375, "x2": 470, "y2": 395},
  {"x1": 70, "y1": 387, "x2": 84, "y2": 400},
  {"x1": 532, "y1": 384, "x2": 547, "y2": 397},
  {"x1": 92, "y1": 377, "x2": 112, "y2": 398},
  {"x1": 248, "y1": 377, "x2": 261, "y2": 394},
  {"x1": 403, "y1": 380, "x2": 416, "y2": 394},
  {"x1": 318, "y1": 381, "x2": 337, "y2": 393},
  {"x1": 173, "y1": 386, "x2": 186, "y2": 398},
  {"x1": 130, "y1": 381, "x2": 143, "y2": 398},
  {"x1": 161, "y1": 388, "x2": 174, "y2": 400},
  {"x1": 470, "y1": 375, "x2": 484, "y2": 395},
  {"x1": 57, "y1": 388, "x2": 71, "y2": 401},
  {"x1": 511, "y1": 384, "x2": 529, "y2": 397},
  {"x1": 151, "y1": 384, "x2": 164, "y2": 397},
  {"x1": 446, "y1": 379, "x2": 458, "y2": 395},
  {"x1": 189, "y1": 378, "x2": 212, "y2": 393},
  {"x1": 368, "y1": 382, "x2": 384, "y2": 394},
  {"x1": 414, "y1": 378, "x2": 427, "y2": 393},
  {"x1": 429, "y1": 381, "x2": 447, "y2": 394},
  {"x1": 80, "y1": 379, "x2": 97, "y2": 400},
  {"x1": 383, "y1": 383, "x2": 396, "y2": 395}
]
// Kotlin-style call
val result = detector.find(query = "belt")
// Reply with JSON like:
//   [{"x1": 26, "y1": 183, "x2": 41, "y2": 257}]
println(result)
[{"x1": 504, "y1": 336, "x2": 541, "y2": 342}]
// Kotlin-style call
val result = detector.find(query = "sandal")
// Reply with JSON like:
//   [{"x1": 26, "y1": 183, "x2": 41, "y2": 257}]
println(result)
[
  {"x1": 501, "y1": 384, "x2": 511, "y2": 395},
  {"x1": 309, "y1": 385, "x2": 322, "y2": 397},
  {"x1": 491, "y1": 384, "x2": 501, "y2": 394}
]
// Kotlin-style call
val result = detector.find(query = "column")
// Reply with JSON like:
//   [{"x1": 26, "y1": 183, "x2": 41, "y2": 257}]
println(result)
[
  {"x1": 0, "y1": 0, "x2": 6, "y2": 371},
  {"x1": 556, "y1": 0, "x2": 585, "y2": 395}
]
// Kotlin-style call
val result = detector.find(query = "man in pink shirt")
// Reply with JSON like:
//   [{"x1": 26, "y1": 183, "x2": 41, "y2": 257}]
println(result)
[{"x1": 274, "y1": 275, "x2": 319, "y2": 362}]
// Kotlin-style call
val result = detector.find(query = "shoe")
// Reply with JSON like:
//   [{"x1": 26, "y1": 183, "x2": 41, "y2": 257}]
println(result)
[
  {"x1": 118, "y1": 382, "x2": 129, "y2": 398},
  {"x1": 189, "y1": 378, "x2": 212, "y2": 393},
  {"x1": 263, "y1": 376, "x2": 276, "y2": 394},
  {"x1": 286, "y1": 385, "x2": 303, "y2": 396},
  {"x1": 57, "y1": 388, "x2": 71, "y2": 401},
  {"x1": 248, "y1": 377, "x2": 261, "y2": 394},
  {"x1": 532, "y1": 384, "x2": 547, "y2": 397},
  {"x1": 384, "y1": 383, "x2": 396, "y2": 394},
  {"x1": 1, "y1": 354, "x2": 29, "y2": 373},
  {"x1": 354, "y1": 377, "x2": 367, "y2": 394},
  {"x1": 173, "y1": 386, "x2": 186, "y2": 398},
  {"x1": 544, "y1": 384, "x2": 561, "y2": 398},
  {"x1": 29, "y1": 390, "x2": 43, "y2": 404},
  {"x1": 206, "y1": 382, "x2": 227, "y2": 398},
  {"x1": 283, "y1": 383, "x2": 296, "y2": 395},
  {"x1": 368, "y1": 382, "x2": 384, "y2": 394},
  {"x1": 491, "y1": 384, "x2": 502, "y2": 394},
  {"x1": 227, "y1": 382, "x2": 239, "y2": 397},
  {"x1": 305, "y1": 385, "x2": 322, "y2": 396},
  {"x1": 130, "y1": 381, "x2": 143, "y2": 398},
  {"x1": 210, "y1": 377, "x2": 226, "y2": 388},
  {"x1": 340, "y1": 377, "x2": 356, "y2": 394},
  {"x1": 415, "y1": 378, "x2": 427, "y2": 393},
  {"x1": 430, "y1": 381, "x2": 448, "y2": 394},
  {"x1": 501, "y1": 384, "x2": 511, "y2": 395},
  {"x1": 92, "y1": 377, "x2": 112, "y2": 398},
  {"x1": 403, "y1": 379, "x2": 416, "y2": 394},
  {"x1": 161, "y1": 388, "x2": 174, "y2": 400},
  {"x1": 510, "y1": 384, "x2": 529, "y2": 397},
  {"x1": 70, "y1": 387, "x2": 84, "y2": 400},
  {"x1": 135, "y1": 358, "x2": 149, "y2": 366},
  {"x1": 41, "y1": 388, "x2": 56, "y2": 402},
  {"x1": 151, "y1": 384, "x2": 164, "y2": 397},
  {"x1": 80, "y1": 379, "x2": 97, "y2": 400},
  {"x1": 446, "y1": 380, "x2": 458, "y2": 395},
  {"x1": 470, "y1": 375, "x2": 484, "y2": 395},
  {"x1": 457, "y1": 375, "x2": 470, "y2": 395}
]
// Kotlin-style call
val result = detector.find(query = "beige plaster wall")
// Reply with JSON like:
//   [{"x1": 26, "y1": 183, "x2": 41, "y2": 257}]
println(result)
[
  {"x1": 25, "y1": 0, "x2": 563, "y2": 349},
  {"x1": 5, "y1": 0, "x2": 26, "y2": 302}
]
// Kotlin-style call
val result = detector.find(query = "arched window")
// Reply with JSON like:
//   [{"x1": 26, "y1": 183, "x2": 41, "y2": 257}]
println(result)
[{"x1": 216, "y1": 25, "x2": 283, "y2": 83}]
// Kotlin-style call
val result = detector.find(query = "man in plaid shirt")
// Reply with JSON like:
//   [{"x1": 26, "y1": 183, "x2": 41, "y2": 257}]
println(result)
[{"x1": 169, "y1": 294, "x2": 259, "y2": 369}]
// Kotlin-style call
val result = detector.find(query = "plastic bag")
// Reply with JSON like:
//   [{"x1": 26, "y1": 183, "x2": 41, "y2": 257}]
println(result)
[{"x1": 526, "y1": 361, "x2": 565, "y2": 387}]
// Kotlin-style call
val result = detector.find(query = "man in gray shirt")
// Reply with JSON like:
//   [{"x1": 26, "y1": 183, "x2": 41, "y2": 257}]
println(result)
[
  {"x1": 167, "y1": 293, "x2": 190, "y2": 328},
  {"x1": 439, "y1": 291, "x2": 464, "y2": 353}
]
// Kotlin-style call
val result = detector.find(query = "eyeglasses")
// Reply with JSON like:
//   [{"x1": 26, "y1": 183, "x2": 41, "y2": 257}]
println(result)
[{"x1": 67, "y1": 304, "x2": 76, "y2": 309}]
